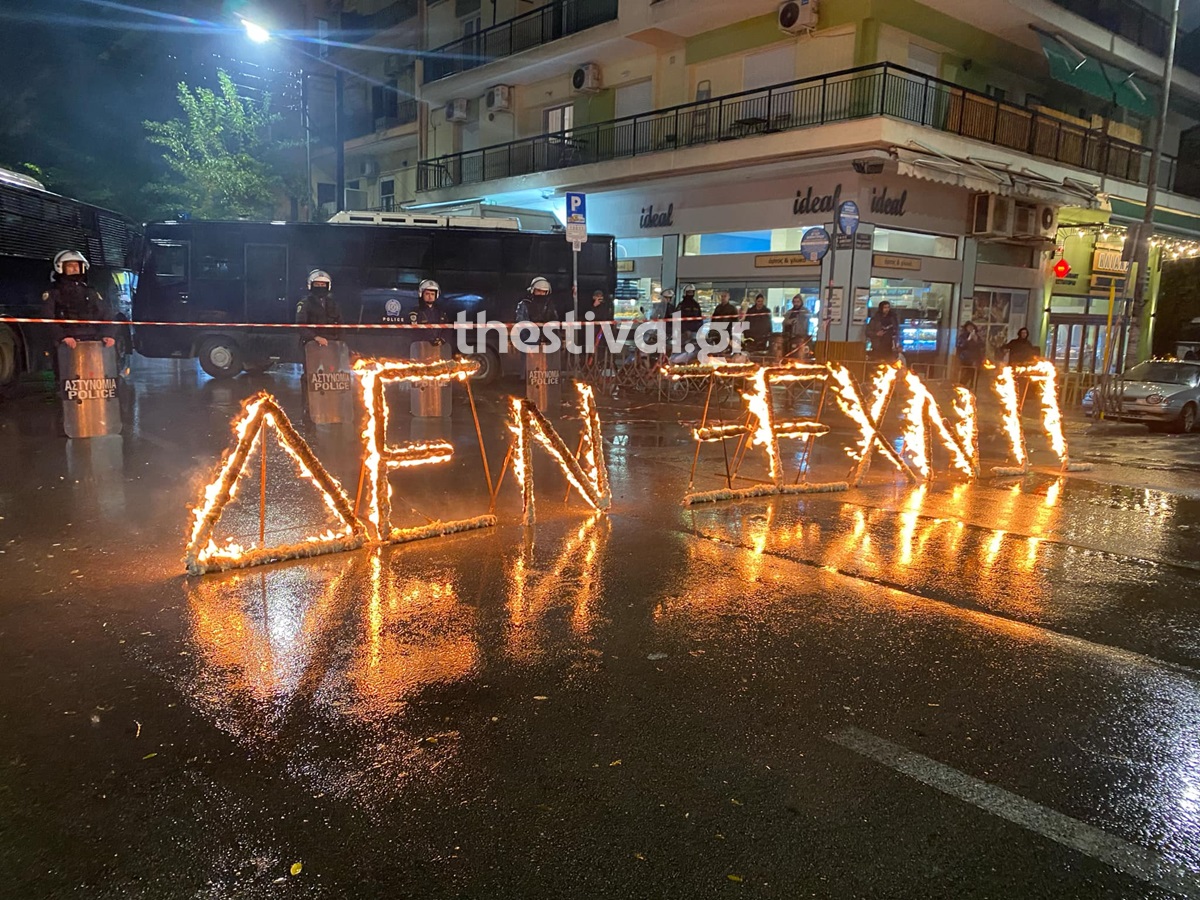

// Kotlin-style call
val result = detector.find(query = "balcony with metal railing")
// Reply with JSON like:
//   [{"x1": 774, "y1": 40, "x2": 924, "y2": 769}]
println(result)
[
  {"x1": 417, "y1": 62, "x2": 1187, "y2": 198},
  {"x1": 422, "y1": 0, "x2": 620, "y2": 84}
]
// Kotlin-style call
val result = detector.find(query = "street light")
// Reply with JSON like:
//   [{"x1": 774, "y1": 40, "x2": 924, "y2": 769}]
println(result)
[
  {"x1": 238, "y1": 14, "x2": 345, "y2": 219},
  {"x1": 240, "y1": 18, "x2": 272, "y2": 44}
]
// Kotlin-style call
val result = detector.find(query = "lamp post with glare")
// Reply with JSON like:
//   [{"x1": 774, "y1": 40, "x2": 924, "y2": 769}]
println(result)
[{"x1": 239, "y1": 16, "x2": 345, "y2": 219}]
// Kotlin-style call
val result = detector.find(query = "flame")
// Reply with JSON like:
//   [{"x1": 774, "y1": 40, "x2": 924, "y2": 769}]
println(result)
[
  {"x1": 356, "y1": 359, "x2": 476, "y2": 541},
  {"x1": 508, "y1": 388, "x2": 610, "y2": 525},
  {"x1": 1032, "y1": 361, "x2": 1067, "y2": 462},
  {"x1": 184, "y1": 392, "x2": 364, "y2": 574},
  {"x1": 899, "y1": 372, "x2": 976, "y2": 480},
  {"x1": 992, "y1": 366, "x2": 1026, "y2": 467},
  {"x1": 744, "y1": 367, "x2": 782, "y2": 484},
  {"x1": 827, "y1": 364, "x2": 913, "y2": 485}
]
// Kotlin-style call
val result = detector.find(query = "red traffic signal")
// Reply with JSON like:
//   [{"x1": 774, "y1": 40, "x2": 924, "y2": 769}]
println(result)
[{"x1": 1053, "y1": 259, "x2": 1071, "y2": 278}]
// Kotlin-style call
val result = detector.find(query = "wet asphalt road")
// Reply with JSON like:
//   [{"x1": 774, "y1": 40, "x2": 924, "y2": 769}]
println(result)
[{"x1": 1, "y1": 360, "x2": 1199, "y2": 899}]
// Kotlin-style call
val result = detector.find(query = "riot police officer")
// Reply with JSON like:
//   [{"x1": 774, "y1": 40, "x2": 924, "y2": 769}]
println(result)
[
  {"x1": 515, "y1": 276, "x2": 556, "y2": 324},
  {"x1": 677, "y1": 283, "x2": 703, "y2": 343},
  {"x1": 411, "y1": 278, "x2": 449, "y2": 345},
  {"x1": 295, "y1": 269, "x2": 342, "y2": 347},
  {"x1": 41, "y1": 250, "x2": 116, "y2": 350}
]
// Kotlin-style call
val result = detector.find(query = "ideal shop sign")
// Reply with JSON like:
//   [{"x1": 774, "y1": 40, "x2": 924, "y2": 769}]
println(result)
[{"x1": 793, "y1": 183, "x2": 908, "y2": 219}]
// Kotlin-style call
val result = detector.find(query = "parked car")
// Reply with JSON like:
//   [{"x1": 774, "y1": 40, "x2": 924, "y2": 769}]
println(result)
[{"x1": 1082, "y1": 359, "x2": 1200, "y2": 433}]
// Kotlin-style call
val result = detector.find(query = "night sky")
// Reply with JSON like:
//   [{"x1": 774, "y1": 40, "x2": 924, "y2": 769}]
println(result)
[{"x1": 0, "y1": 0, "x2": 289, "y2": 217}]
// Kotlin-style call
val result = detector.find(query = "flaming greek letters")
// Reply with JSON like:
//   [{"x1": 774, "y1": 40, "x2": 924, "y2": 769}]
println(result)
[
  {"x1": 827, "y1": 365, "x2": 915, "y2": 486},
  {"x1": 184, "y1": 392, "x2": 365, "y2": 575},
  {"x1": 991, "y1": 362, "x2": 1088, "y2": 475},
  {"x1": 508, "y1": 383, "x2": 611, "y2": 526},
  {"x1": 668, "y1": 361, "x2": 845, "y2": 505},
  {"x1": 899, "y1": 371, "x2": 978, "y2": 480},
  {"x1": 354, "y1": 357, "x2": 494, "y2": 542}
]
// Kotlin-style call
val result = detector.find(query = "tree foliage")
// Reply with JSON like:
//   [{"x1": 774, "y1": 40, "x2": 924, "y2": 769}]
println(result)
[
  {"x1": 144, "y1": 70, "x2": 300, "y2": 220},
  {"x1": 1155, "y1": 259, "x2": 1200, "y2": 355}
]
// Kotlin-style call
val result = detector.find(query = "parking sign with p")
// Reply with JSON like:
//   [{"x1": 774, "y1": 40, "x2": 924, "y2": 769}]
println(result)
[{"x1": 566, "y1": 192, "x2": 587, "y2": 245}]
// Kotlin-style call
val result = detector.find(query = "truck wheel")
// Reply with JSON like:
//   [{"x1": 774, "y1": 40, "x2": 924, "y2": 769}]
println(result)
[
  {"x1": 0, "y1": 325, "x2": 22, "y2": 395},
  {"x1": 197, "y1": 336, "x2": 244, "y2": 379},
  {"x1": 468, "y1": 347, "x2": 500, "y2": 385}
]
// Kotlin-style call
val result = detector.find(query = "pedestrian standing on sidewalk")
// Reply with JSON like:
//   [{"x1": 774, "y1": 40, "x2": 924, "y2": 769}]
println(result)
[{"x1": 956, "y1": 320, "x2": 985, "y2": 388}]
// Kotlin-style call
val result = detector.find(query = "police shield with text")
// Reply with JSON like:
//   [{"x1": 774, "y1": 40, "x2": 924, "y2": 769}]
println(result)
[
  {"x1": 517, "y1": 276, "x2": 561, "y2": 412},
  {"x1": 43, "y1": 250, "x2": 121, "y2": 437},
  {"x1": 297, "y1": 269, "x2": 352, "y2": 424}
]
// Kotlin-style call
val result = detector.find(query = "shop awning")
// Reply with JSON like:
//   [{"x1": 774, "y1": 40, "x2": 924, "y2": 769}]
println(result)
[
  {"x1": 1035, "y1": 31, "x2": 1158, "y2": 117},
  {"x1": 894, "y1": 142, "x2": 1105, "y2": 209}
]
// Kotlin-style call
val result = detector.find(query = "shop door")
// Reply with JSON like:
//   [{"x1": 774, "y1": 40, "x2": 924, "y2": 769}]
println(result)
[{"x1": 1047, "y1": 315, "x2": 1124, "y2": 373}]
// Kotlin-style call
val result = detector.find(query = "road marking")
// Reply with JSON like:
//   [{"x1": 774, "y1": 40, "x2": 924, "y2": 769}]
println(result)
[{"x1": 829, "y1": 726, "x2": 1200, "y2": 898}]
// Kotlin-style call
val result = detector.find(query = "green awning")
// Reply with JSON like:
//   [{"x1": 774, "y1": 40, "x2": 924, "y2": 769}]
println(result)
[
  {"x1": 1110, "y1": 198, "x2": 1200, "y2": 235},
  {"x1": 1037, "y1": 32, "x2": 1158, "y2": 117}
]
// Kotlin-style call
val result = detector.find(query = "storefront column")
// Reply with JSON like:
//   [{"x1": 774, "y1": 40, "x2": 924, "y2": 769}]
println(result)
[
  {"x1": 661, "y1": 234, "x2": 680, "y2": 294},
  {"x1": 958, "y1": 237, "x2": 977, "y2": 345}
]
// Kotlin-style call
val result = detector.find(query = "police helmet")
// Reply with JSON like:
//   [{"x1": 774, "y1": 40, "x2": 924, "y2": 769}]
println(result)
[
  {"x1": 660, "y1": 288, "x2": 675, "y2": 302},
  {"x1": 682, "y1": 283, "x2": 696, "y2": 295},
  {"x1": 418, "y1": 278, "x2": 441, "y2": 299},
  {"x1": 528, "y1": 276, "x2": 551, "y2": 294},
  {"x1": 53, "y1": 250, "x2": 89, "y2": 275},
  {"x1": 307, "y1": 268, "x2": 332, "y2": 290}
]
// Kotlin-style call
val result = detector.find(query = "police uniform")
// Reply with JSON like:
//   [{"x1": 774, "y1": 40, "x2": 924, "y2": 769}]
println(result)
[
  {"x1": 295, "y1": 291, "x2": 343, "y2": 344},
  {"x1": 41, "y1": 280, "x2": 115, "y2": 344}
]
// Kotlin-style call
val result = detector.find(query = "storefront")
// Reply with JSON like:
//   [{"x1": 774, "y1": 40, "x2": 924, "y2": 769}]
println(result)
[{"x1": 587, "y1": 164, "x2": 1056, "y2": 364}]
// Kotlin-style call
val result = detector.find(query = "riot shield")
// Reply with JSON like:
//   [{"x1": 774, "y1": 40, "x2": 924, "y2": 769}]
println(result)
[
  {"x1": 525, "y1": 345, "x2": 562, "y2": 413},
  {"x1": 57, "y1": 341, "x2": 121, "y2": 438},
  {"x1": 410, "y1": 341, "x2": 452, "y2": 417},
  {"x1": 304, "y1": 341, "x2": 355, "y2": 425}
]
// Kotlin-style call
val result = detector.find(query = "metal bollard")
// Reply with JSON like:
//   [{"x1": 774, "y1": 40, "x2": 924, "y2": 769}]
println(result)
[
  {"x1": 411, "y1": 340, "x2": 451, "y2": 417},
  {"x1": 58, "y1": 341, "x2": 121, "y2": 438},
  {"x1": 526, "y1": 345, "x2": 562, "y2": 413},
  {"x1": 304, "y1": 340, "x2": 355, "y2": 424}
]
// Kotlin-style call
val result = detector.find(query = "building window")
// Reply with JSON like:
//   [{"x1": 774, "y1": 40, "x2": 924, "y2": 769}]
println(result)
[
  {"x1": 971, "y1": 288, "x2": 1030, "y2": 360},
  {"x1": 868, "y1": 278, "x2": 954, "y2": 356},
  {"x1": 317, "y1": 18, "x2": 329, "y2": 58},
  {"x1": 544, "y1": 103, "x2": 574, "y2": 135},
  {"x1": 872, "y1": 228, "x2": 957, "y2": 259},
  {"x1": 316, "y1": 182, "x2": 336, "y2": 206},
  {"x1": 380, "y1": 178, "x2": 396, "y2": 211}
]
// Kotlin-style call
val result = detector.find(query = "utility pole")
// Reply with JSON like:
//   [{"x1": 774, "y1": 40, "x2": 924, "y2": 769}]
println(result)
[{"x1": 1128, "y1": 0, "x2": 1180, "y2": 367}]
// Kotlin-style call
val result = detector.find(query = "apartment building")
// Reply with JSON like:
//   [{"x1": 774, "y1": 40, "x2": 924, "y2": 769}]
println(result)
[{"x1": 318, "y1": 0, "x2": 1200, "y2": 368}]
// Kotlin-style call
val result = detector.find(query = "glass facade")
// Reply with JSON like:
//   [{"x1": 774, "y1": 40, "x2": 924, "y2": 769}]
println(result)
[
  {"x1": 869, "y1": 278, "x2": 955, "y2": 357},
  {"x1": 872, "y1": 228, "x2": 958, "y2": 259}
]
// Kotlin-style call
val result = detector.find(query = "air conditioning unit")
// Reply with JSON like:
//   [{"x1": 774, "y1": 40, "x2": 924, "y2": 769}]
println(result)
[
  {"x1": 486, "y1": 84, "x2": 513, "y2": 112},
  {"x1": 969, "y1": 193, "x2": 1013, "y2": 237},
  {"x1": 445, "y1": 98, "x2": 469, "y2": 122},
  {"x1": 778, "y1": 0, "x2": 818, "y2": 35},
  {"x1": 571, "y1": 63, "x2": 602, "y2": 94},
  {"x1": 356, "y1": 158, "x2": 380, "y2": 179},
  {"x1": 1012, "y1": 202, "x2": 1057, "y2": 239}
]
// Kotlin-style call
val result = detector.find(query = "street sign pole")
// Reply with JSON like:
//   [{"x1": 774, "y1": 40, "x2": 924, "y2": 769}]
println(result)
[{"x1": 565, "y1": 192, "x2": 588, "y2": 331}]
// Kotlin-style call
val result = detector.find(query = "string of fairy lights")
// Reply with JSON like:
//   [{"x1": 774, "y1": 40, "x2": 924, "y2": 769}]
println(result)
[{"x1": 1057, "y1": 223, "x2": 1200, "y2": 259}]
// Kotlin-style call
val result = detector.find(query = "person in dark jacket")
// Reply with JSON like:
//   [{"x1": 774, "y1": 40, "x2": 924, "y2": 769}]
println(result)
[
  {"x1": 587, "y1": 290, "x2": 614, "y2": 364},
  {"x1": 782, "y1": 294, "x2": 812, "y2": 360},
  {"x1": 865, "y1": 301, "x2": 900, "y2": 363},
  {"x1": 295, "y1": 269, "x2": 342, "y2": 347},
  {"x1": 41, "y1": 250, "x2": 116, "y2": 350},
  {"x1": 1002, "y1": 327, "x2": 1039, "y2": 365},
  {"x1": 956, "y1": 320, "x2": 986, "y2": 387},
  {"x1": 515, "y1": 276, "x2": 557, "y2": 325},
  {"x1": 742, "y1": 293, "x2": 774, "y2": 352},
  {"x1": 708, "y1": 291, "x2": 741, "y2": 354},
  {"x1": 676, "y1": 283, "x2": 703, "y2": 345},
  {"x1": 411, "y1": 278, "x2": 450, "y2": 345}
]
